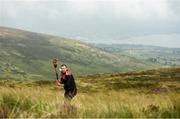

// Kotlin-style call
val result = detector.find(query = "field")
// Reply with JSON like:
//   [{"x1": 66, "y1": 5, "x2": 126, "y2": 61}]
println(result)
[{"x1": 0, "y1": 67, "x2": 180, "y2": 118}]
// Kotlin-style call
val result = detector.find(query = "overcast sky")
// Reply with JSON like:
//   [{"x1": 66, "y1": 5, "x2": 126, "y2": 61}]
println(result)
[{"x1": 0, "y1": 0, "x2": 180, "y2": 48}]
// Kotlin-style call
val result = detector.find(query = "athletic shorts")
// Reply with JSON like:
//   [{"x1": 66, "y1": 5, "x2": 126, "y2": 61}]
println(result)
[{"x1": 64, "y1": 88, "x2": 77, "y2": 101}]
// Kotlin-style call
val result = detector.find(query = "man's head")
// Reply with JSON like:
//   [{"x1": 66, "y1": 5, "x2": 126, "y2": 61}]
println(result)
[{"x1": 61, "y1": 64, "x2": 67, "y2": 73}]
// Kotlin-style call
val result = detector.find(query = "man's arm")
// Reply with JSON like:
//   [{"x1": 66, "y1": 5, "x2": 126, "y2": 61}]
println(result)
[
  {"x1": 60, "y1": 77, "x2": 65, "y2": 84},
  {"x1": 56, "y1": 77, "x2": 65, "y2": 86}
]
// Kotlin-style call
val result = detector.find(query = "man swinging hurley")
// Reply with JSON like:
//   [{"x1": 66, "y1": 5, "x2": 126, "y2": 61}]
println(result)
[{"x1": 53, "y1": 59, "x2": 77, "y2": 102}]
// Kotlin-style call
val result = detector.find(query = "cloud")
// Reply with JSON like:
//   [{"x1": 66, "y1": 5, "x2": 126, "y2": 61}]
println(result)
[
  {"x1": 1, "y1": 0, "x2": 179, "y2": 19},
  {"x1": 0, "y1": 0, "x2": 179, "y2": 47},
  {"x1": 167, "y1": 0, "x2": 180, "y2": 16}
]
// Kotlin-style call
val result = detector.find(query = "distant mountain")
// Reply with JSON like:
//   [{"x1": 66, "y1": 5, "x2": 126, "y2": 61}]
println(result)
[
  {"x1": 0, "y1": 27, "x2": 162, "y2": 80},
  {"x1": 95, "y1": 44, "x2": 180, "y2": 67}
]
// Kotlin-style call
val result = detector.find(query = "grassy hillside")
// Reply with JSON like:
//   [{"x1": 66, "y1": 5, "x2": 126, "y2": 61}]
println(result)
[
  {"x1": 0, "y1": 67, "x2": 179, "y2": 118},
  {"x1": 0, "y1": 27, "x2": 158, "y2": 80}
]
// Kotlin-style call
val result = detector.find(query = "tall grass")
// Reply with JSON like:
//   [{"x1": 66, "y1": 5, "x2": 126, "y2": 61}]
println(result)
[
  {"x1": 0, "y1": 84, "x2": 179, "y2": 118},
  {"x1": 0, "y1": 67, "x2": 180, "y2": 117}
]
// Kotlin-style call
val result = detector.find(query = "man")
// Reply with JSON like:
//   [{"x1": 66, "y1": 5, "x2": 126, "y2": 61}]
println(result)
[{"x1": 57, "y1": 64, "x2": 77, "y2": 102}]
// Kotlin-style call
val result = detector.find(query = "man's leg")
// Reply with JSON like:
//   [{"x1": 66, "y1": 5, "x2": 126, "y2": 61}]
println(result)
[
  {"x1": 71, "y1": 88, "x2": 77, "y2": 98},
  {"x1": 64, "y1": 89, "x2": 77, "y2": 105},
  {"x1": 64, "y1": 90, "x2": 73, "y2": 106}
]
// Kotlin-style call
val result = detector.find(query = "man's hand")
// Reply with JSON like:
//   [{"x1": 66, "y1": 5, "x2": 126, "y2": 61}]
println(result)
[{"x1": 56, "y1": 80, "x2": 61, "y2": 86}]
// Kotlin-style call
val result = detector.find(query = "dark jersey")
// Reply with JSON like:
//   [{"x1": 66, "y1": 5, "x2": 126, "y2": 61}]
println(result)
[
  {"x1": 60, "y1": 69, "x2": 76, "y2": 91},
  {"x1": 62, "y1": 74, "x2": 76, "y2": 91}
]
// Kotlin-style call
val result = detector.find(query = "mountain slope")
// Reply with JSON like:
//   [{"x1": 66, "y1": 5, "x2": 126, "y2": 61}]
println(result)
[{"x1": 0, "y1": 27, "x2": 158, "y2": 80}]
